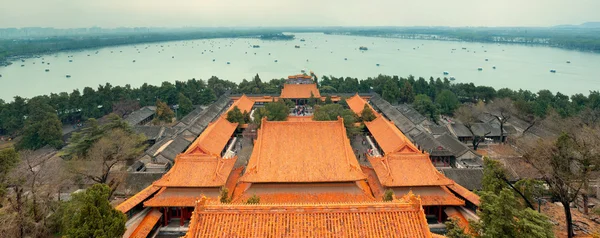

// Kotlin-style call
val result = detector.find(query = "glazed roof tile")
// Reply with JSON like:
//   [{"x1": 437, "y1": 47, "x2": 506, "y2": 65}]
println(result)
[
  {"x1": 115, "y1": 185, "x2": 161, "y2": 214},
  {"x1": 280, "y1": 83, "x2": 321, "y2": 98},
  {"x1": 128, "y1": 209, "x2": 162, "y2": 238},
  {"x1": 364, "y1": 116, "x2": 420, "y2": 155},
  {"x1": 447, "y1": 183, "x2": 481, "y2": 206},
  {"x1": 239, "y1": 119, "x2": 366, "y2": 183},
  {"x1": 153, "y1": 155, "x2": 235, "y2": 187},
  {"x1": 144, "y1": 187, "x2": 220, "y2": 207},
  {"x1": 184, "y1": 117, "x2": 238, "y2": 156},
  {"x1": 231, "y1": 182, "x2": 375, "y2": 203},
  {"x1": 368, "y1": 153, "x2": 453, "y2": 187},
  {"x1": 185, "y1": 199, "x2": 433, "y2": 238},
  {"x1": 392, "y1": 186, "x2": 465, "y2": 206},
  {"x1": 346, "y1": 94, "x2": 377, "y2": 116},
  {"x1": 226, "y1": 94, "x2": 255, "y2": 114},
  {"x1": 286, "y1": 116, "x2": 313, "y2": 122}
]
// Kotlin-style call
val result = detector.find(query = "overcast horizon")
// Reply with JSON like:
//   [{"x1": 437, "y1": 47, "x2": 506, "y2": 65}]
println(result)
[{"x1": 1, "y1": 0, "x2": 600, "y2": 28}]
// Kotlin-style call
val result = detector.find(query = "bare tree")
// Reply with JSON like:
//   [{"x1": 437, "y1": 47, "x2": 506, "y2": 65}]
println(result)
[
  {"x1": 521, "y1": 125, "x2": 600, "y2": 238},
  {"x1": 68, "y1": 129, "x2": 146, "y2": 194},
  {"x1": 455, "y1": 103, "x2": 489, "y2": 150},
  {"x1": 486, "y1": 98, "x2": 516, "y2": 142}
]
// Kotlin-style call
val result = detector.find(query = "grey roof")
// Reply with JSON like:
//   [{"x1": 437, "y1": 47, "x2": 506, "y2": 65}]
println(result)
[
  {"x1": 451, "y1": 123, "x2": 473, "y2": 137},
  {"x1": 370, "y1": 95, "x2": 416, "y2": 133},
  {"x1": 428, "y1": 125, "x2": 451, "y2": 135},
  {"x1": 436, "y1": 133, "x2": 471, "y2": 157},
  {"x1": 472, "y1": 123, "x2": 503, "y2": 137},
  {"x1": 456, "y1": 158, "x2": 484, "y2": 168},
  {"x1": 178, "y1": 106, "x2": 204, "y2": 126},
  {"x1": 124, "y1": 106, "x2": 156, "y2": 126},
  {"x1": 395, "y1": 104, "x2": 427, "y2": 125},
  {"x1": 143, "y1": 94, "x2": 232, "y2": 162},
  {"x1": 504, "y1": 125, "x2": 518, "y2": 135},
  {"x1": 440, "y1": 168, "x2": 484, "y2": 190},
  {"x1": 412, "y1": 132, "x2": 453, "y2": 157}
]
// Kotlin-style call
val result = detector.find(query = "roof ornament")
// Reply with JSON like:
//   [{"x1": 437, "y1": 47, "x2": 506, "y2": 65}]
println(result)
[{"x1": 399, "y1": 190, "x2": 422, "y2": 209}]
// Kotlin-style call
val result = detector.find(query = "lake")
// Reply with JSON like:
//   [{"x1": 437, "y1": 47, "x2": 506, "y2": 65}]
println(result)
[{"x1": 1, "y1": 32, "x2": 599, "y2": 101}]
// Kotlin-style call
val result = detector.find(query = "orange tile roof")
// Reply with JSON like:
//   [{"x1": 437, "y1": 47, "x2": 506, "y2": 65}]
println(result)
[
  {"x1": 184, "y1": 117, "x2": 238, "y2": 156},
  {"x1": 115, "y1": 185, "x2": 161, "y2": 214},
  {"x1": 365, "y1": 116, "x2": 420, "y2": 154},
  {"x1": 153, "y1": 155, "x2": 235, "y2": 187},
  {"x1": 368, "y1": 153, "x2": 453, "y2": 187},
  {"x1": 447, "y1": 183, "x2": 481, "y2": 206},
  {"x1": 231, "y1": 182, "x2": 375, "y2": 203},
  {"x1": 391, "y1": 186, "x2": 465, "y2": 206},
  {"x1": 128, "y1": 209, "x2": 162, "y2": 238},
  {"x1": 144, "y1": 187, "x2": 220, "y2": 207},
  {"x1": 286, "y1": 116, "x2": 313, "y2": 122},
  {"x1": 280, "y1": 83, "x2": 321, "y2": 98},
  {"x1": 185, "y1": 198, "x2": 433, "y2": 238},
  {"x1": 346, "y1": 94, "x2": 377, "y2": 116},
  {"x1": 445, "y1": 207, "x2": 471, "y2": 233},
  {"x1": 240, "y1": 119, "x2": 366, "y2": 183},
  {"x1": 226, "y1": 94, "x2": 255, "y2": 114}
]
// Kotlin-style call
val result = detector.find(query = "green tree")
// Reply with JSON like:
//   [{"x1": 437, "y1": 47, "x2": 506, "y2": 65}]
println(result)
[
  {"x1": 219, "y1": 187, "x2": 231, "y2": 203},
  {"x1": 435, "y1": 89, "x2": 460, "y2": 115},
  {"x1": 361, "y1": 104, "x2": 377, "y2": 122},
  {"x1": 313, "y1": 104, "x2": 358, "y2": 136},
  {"x1": 60, "y1": 184, "x2": 126, "y2": 238},
  {"x1": 382, "y1": 79, "x2": 400, "y2": 104},
  {"x1": 177, "y1": 93, "x2": 194, "y2": 119},
  {"x1": 400, "y1": 81, "x2": 415, "y2": 103},
  {"x1": 62, "y1": 114, "x2": 133, "y2": 158},
  {"x1": 472, "y1": 158, "x2": 554, "y2": 238},
  {"x1": 445, "y1": 218, "x2": 472, "y2": 238},
  {"x1": 413, "y1": 94, "x2": 439, "y2": 123},
  {"x1": 246, "y1": 194, "x2": 260, "y2": 204},
  {"x1": 153, "y1": 99, "x2": 174, "y2": 124},
  {"x1": 17, "y1": 99, "x2": 63, "y2": 150},
  {"x1": 383, "y1": 189, "x2": 394, "y2": 201},
  {"x1": 325, "y1": 96, "x2": 333, "y2": 104},
  {"x1": 199, "y1": 88, "x2": 217, "y2": 105},
  {"x1": 226, "y1": 106, "x2": 245, "y2": 124},
  {"x1": 253, "y1": 101, "x2": 289, "y2": 126},
  {"x1": 0, "y1": 147, "x2": 19, "y2": 198}
]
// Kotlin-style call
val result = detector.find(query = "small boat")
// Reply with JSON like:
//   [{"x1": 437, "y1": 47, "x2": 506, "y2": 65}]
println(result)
[
  {"x1": 87, "y1": 54, "x2": 90, "y2": 56},
  {"x1": 301, "y1": 69, "x2": 306, "y2": 73},
  {"x1": 21, "y1": 64, "x2": 24, "y2": 67},
  {"x1": 69, "y1": 60, "x2": 73, "y2": 62},
  {"x1": 295, "y1": 45, "x2": 300, "y2": 48},
  {"x1": 227, "y1": 62, "x2": 230, "y2": 65},
  {"x1": 449, "y1": 76, "x2": 456, "y2": 81},
  {"x1": 462, "y1": 47, "x2": 467, "y2": 50},
  {"x1": 172, "y1": 56, "x2": 174, "y2": 58},
  {"x1": 443, "y1": 71, "x2": 449, "y2": 75},
  {"x1": 252, "y1": 45, "x2": 260, "y2": 48},
  {"x1": 274, "y1": 60, "x2": 278, "y2": 63},
  {"x1": 485, "y1": 58, "x2": 489, "y2": 61},
  {"x1": 550, "y1": 69, "x2": 556, "y2": 73},
  {"x1": 45, "y1": 69, "x2": 50, "y2": 72},
  {"x1": 212, "y1": 59, "x2": 216, "y2": 62},
  {"x1": 66, "y1": 75, "x2": 71, "y2": 78},
  {"x1": 47, "y1": 63, "x2": 50, "y2": 65},
  {"x1": 478, "y1": 67, "x2": 483, "y2": 71},
  {"x1": 21, "y1": 59, "x2": 25, "y2": 62},
  {"x1": 566, "y1": 61, "x2": 571, "y2": 63},
  {"x1": 344, "y1": 58, "x2": 347, "y2": 60},
  {"x1": 132, "y1": 60, "x2": 136, "y2": 62},
  {"x1": 493, "y1": 66, "x2": 496, "y2": 69},
  {"x1": 376, "y1": 63, "x2": 380, "y2": 66},
  {"x1": 300, "y1": 39, "x2": 306, "y2": 42},
  {"x1": 0, "y1": 74, "x2": 2, "y2": 77},
  {"x1": 359, "y1": 46, "x2": 368, "y2": 51},
  {"x1": 268, "y1": 53, "x2": 271, "y2": 55}
]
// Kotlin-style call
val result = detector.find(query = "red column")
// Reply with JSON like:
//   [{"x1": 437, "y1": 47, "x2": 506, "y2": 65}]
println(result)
[
  {"x1": 163, "y1": 207, "x2": 168, "y2": 227},
  {"x1": 180, "y1": 207, "x2": 184, "y2": 226},
  {"x1": 438, "y1": 206, "x2": 442, "y2": 223}
]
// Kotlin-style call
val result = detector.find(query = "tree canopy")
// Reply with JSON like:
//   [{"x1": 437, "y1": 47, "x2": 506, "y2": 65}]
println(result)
[
  {"x1": 153, "y1": 99, "x2": 174, "y2": 124},
  {"x1": 413, "y1": 94, "x2": 439, "y2": 123},
  {"x1": 16, "y1": 97, "x2": 63, "y2": 150},
  {"x1": 361, "y1": 104, "x2": 377, "y2": 122},
  {"x1": 313, "y1": 104, "x2": 359, "y2": 136},
  {"x1": 253, "y1": 101, "x2": 289, "y2": 126},
  {"x1": 226, "y1": 106, "x2": 246, "y2": 125},
  {"x1": 59, "y1": 184, "x2": 126, "y2": 238},
  {"x1": 435, "y1": 89, "x2": 460, "y2": 115},
  {"x1": 177, "y1": 93, "x2": 194, "y2": 119}
]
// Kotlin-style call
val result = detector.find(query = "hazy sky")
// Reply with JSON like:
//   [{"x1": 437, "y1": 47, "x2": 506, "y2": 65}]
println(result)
[{"x1": 1, "y1": 0, "x2": 599, "y2": 28}]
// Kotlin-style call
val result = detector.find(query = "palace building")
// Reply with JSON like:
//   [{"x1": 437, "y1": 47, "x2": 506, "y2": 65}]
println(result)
[{"x1": 116, "y1": 74, "x2": 478, "y2": 237}]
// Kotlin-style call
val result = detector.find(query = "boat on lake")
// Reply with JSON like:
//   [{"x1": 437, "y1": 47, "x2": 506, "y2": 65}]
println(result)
[
  {"x1": 133, "y1": 60, "x2": 136, "y2": 62},
  {"x1": 376, "y1": 63, "x2": 380, "y2": 66},
  {"x1": 295, "y1": 45, "x2": 300, "y2": 48},
  {"x1": 485, "y1": 58, "x2": 489, "y2": 61},
  {"x1": 478, "y1": 67, "x2": 483, "y2": 71},
  {"x1": 300, "y1": 39, "x2": 305, "y2": 42},
  {"x1": 212, "y1": 59, "x2": 216, "y2": 62},
  {"x1": 66, "y1": 75, "x2": 71, "y2": 78},
  {"x1": 443, "y1": 71, "x2": 449, "y2": 75},
  {"x1": 274, "y1": 60, "x2": 278, "y2": 63},
  {"x1": 566, "y1": 61, "x2": 571, "y2": 63},
  {"x1": 359, "y1": 46, "x2": 368, "y2": 51},
  {"x1": 550, "y1": 69, "x2": 557, "y2": 73},
  {"x1": 227, "y1": 62, "x2": 230, "y2": 65},
  {"x1": 493, "y1": 66, "x2": 496, "y2": 69},
  {"x1": 45, "y1": 69, "x2": 49, "y2": 72},
  {"x1": 344, "y1": 58, "x2": 347, "y2": 60},
  {"x1": 449, "y1": 76, "x2": 455, "y2": 81},
  {"x1": 69, "y1": 60, "x2": 73, "y2": 62},
  {"x1": 252, "y1": 45, "x2": 260, "y2": 48}
]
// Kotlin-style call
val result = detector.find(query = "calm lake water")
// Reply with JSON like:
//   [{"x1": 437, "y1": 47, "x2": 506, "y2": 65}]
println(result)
[{"x1": 1, "y1": 33, "x2": 599, "y2": 101}]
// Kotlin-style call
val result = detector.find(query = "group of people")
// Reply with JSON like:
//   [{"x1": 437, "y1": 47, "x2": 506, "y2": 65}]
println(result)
[{"x1": 292, "y1": 105, "x2": 310, "y2": 116}]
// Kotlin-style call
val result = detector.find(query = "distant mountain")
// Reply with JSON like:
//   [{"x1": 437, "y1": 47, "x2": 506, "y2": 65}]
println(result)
[{"x1": 553, "y1": 22, "x2": 600, "y2": 28}]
